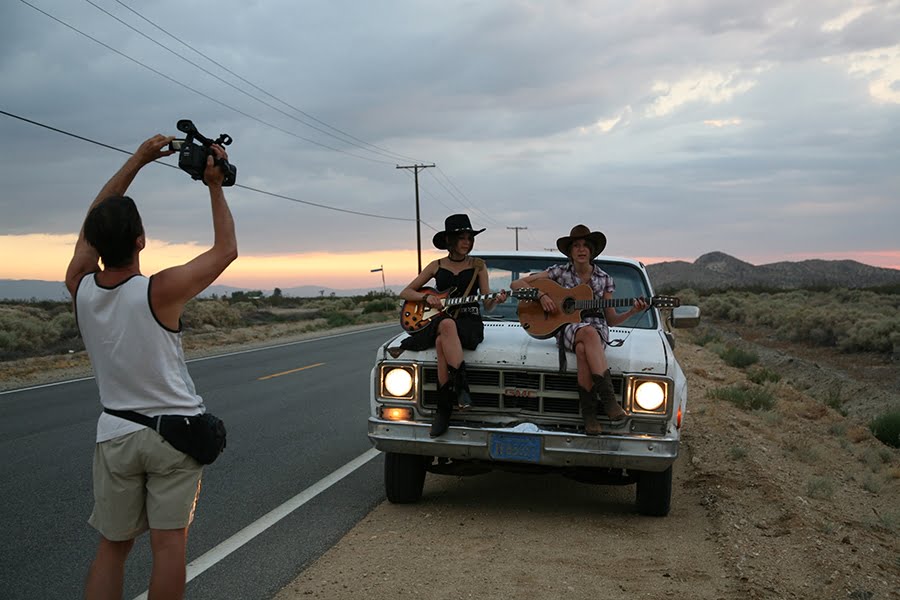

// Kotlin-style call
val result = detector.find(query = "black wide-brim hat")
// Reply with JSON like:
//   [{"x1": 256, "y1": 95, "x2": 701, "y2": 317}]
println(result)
[
  {"x1": 432, "y1": 214, "x2": 486, "y2": 250},
  {"x1": 556, "y1": 224, "x2": 607, "y2": 259}
]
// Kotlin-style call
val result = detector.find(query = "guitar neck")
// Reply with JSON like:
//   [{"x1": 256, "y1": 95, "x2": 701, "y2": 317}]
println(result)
[
  {"x1": 443, "y1": 292, "x2": 497, "y2": 307},
  {"x1": 573, "y1": 297, "x2": 639, "y2": 310}
]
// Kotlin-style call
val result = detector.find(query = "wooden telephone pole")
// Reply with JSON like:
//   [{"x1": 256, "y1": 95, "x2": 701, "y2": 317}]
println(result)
[
  {"x1": 507, "y1": 226, "x2": 527, "y2": 250},
  {"x1": 396, "y1": 163, "x2": 435, "y2": 272}
]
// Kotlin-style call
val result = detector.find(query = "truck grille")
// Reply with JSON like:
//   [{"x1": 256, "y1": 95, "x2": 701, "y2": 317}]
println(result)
[{"x1": 421, "y1": 367, "x2": 624, "y2": 416}]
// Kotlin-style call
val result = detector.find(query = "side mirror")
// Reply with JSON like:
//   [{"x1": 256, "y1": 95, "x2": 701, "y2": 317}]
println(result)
[{"x1": 669, "y1": 305, "x2": 701, "y2": 329}]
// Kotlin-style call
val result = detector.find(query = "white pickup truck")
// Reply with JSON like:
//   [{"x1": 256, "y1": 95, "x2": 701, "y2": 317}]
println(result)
[{"x1": 368, "y1": 251, "x2": 700, "y2": 516}]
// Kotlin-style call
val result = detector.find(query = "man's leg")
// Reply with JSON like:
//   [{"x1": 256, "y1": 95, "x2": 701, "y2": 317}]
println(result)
[
  {"x1": 85, "y1": 536, "x2": 135, "y2": 600},
  {"x1": 148, "y1": 528, "x2": 188, "y2": 600}
]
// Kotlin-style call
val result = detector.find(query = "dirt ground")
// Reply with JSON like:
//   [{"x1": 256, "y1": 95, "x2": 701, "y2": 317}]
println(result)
[
  {"x1": 3, "y1": 321, "x2": 898, "y2": 599},
  {"x1": 273, "y1": 322, "x2": 900, "y2": 600}
]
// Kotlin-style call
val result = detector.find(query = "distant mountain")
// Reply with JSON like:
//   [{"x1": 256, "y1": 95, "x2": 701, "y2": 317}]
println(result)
[
  {"x1": 0, "y1": 279, "x2": 402, "y2": 301},
  {"x1": 647, "y1": 252, "x2": 900, "y2": 290}
]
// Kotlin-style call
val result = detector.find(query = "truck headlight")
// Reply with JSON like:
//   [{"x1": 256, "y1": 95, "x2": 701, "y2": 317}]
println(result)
[
  {"x1": 380, "y1": 365, "x2": 417, "y2": 400},
  {"x1": 626, "y1": 377, "x2": 670, "y2": 415},
  {"x1": 634, "y1": 381, "x2": 665, "y2": 411}
]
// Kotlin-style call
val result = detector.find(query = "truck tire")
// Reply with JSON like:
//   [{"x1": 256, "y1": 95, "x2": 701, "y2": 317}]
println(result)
[
  {"x1": 384, "y1": 452, "x2": 427, "y2": 503},
  {"x1": 635, "y1": 466, "x2": 672, "y2": 516}
]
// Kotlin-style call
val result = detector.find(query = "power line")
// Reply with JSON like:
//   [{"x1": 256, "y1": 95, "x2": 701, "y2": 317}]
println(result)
[
  {"x1": 84, "y1": 0, "x2": 418, "y2": 164},
  {"x1": 0, "y1": 109, "x2": 419, "y2": 223},
  {"x1": 17, "y1": 0, "x2": 395, "y2": 166},
  {"x1": 113, "y1": 0, "x2": 421, "y2": 164},
  {"x1": 426, "y1": 167, "x2": 498, "y2": 226}
]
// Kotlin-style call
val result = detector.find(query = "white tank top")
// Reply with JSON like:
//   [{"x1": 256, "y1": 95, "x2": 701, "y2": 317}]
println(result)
[{"x1": 76, "y1": 273, "x2": 205, "y2": 443}]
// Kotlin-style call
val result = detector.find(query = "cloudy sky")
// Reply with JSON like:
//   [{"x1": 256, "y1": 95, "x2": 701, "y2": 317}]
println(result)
[{"x1": 2, "y1": 0, "x2": 899, "y2": 290}]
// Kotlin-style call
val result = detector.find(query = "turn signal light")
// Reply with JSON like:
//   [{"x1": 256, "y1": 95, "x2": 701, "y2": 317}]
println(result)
[{"x1": 382, "y1": 407, "x2": 413, "y2": 421}]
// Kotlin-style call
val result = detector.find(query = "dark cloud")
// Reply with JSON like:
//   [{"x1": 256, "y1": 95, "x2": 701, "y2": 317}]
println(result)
[{"x1": 1, "y1": 0, "x2": 899, "y2": 269}]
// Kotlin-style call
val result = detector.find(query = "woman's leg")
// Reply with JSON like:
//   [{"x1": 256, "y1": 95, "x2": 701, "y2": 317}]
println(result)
[
  {"x1": 431, "y1": 318, "x2": 464, "y2": 436},
  {"x1": 573, "y1": 327, "x2": 608, "y2": 376},
  {"x1": 436, "y1": 318, "x2": 471, "y2": 408},
  {"x1": 574, "y1": 327, "x2": 625, "y2": 422},
  {"x1": 436, "y1": 318, "x2": 464, "y2": 383}
]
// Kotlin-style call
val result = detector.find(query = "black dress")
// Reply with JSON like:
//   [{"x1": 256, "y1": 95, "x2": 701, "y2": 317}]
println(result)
[{"x1": 399, "y1": 261, "x2": 485, "y2": 351}]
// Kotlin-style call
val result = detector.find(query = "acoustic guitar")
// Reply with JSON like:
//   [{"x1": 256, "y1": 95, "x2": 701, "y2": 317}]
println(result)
[
  {"x1": 401, "y1": 287, "x2": 539, "y2": 333},
  {"x1": 516, "y1": 279, "x2": 680, "y2": 339}
]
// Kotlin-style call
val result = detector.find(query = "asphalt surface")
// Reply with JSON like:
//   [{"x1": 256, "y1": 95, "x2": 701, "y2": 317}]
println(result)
[{"x1": 0, "y1": 325, "x2": 398, "y2": 600}]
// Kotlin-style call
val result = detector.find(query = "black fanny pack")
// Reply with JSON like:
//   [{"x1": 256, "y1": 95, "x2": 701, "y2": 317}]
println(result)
[{"x1": 104, "y1": 408, "x2": 227, "y2": 465}]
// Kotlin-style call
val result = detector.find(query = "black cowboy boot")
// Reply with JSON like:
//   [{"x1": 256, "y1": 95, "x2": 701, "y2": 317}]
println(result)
[
  {"x1": 429, "y1": 382, "x2": 454, "y2": 437},
  {"x1": 448, "y1": 362, "x2": 472, "y2": 409},
  {"x1": 578, "y1": 386, "x2": 603, "y2": 434},
  {"x1": 592, "y1": 370, "x2": 626, "y2": 421}
]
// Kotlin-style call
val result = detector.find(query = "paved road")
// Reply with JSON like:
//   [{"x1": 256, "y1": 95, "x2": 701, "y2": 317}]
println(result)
[{"x1": 0, "y1": 325, "x2": 398, "y2": 600}]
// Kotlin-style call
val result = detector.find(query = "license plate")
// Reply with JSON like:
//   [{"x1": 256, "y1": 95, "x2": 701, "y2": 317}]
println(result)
[{"x1": 489, "y1": 433, "x2": 541, "y2": 463}]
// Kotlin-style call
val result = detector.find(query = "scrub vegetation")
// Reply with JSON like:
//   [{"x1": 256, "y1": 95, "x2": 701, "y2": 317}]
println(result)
[
  {"x1": 0, "y1": 290, "x2": 399, "y2": 361},
  {"x1": 682, "y1": 287, "x2": 900, "y2": 355}
]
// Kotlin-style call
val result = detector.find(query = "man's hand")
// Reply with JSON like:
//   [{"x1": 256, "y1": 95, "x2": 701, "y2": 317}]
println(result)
[
  {"x1": 134, "y1": 134, "x2": 176, "y2": 166},
  {"x1": 203, "y1": 144, "x2": 227, "y2": 187}
]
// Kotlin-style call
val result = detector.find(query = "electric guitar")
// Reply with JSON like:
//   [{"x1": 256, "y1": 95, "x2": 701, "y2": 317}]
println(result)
[
  {"x1": 401, "y1": 287, "x2": 539, "y2": 333},
  {"x1": 516, "y1": 279, "x2": 680, "y2": 339}
]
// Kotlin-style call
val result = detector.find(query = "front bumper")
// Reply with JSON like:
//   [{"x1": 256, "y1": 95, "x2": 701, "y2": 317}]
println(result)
[{"x1": 368, "y1": 418, "x2": 678, "y2": 472}]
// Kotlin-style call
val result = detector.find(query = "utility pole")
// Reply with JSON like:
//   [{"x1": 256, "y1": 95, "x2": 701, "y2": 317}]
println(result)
[
  {"x1": 396, "y1": 163, "x2": 435, "y2": 272},
  {"x1": 507, "y1": 226, "x2": 527, "y2": 251},
  {"x1": 370, "y1": 265, "x2": 386, "y2": 293}
]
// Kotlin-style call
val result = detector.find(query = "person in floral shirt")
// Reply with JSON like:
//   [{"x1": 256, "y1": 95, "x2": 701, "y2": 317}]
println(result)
[{"x1": 511, "y1": 225, "x2": 647, "y2": 433}]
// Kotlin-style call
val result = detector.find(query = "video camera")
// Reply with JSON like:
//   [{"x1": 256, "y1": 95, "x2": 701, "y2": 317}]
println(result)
[{"x1": 169, "y1": 120, "x2": 237, "y2": 186}]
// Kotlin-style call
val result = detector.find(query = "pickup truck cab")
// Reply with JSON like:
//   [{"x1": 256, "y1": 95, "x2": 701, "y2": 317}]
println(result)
[{"x1": 368, "y1": 251, "x2": 700, "y2": 515}]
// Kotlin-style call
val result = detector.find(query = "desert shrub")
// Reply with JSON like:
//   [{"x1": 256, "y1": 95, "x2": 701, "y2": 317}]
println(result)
[
  {"x1": 698, "y1": 288, "x2": 898, "y2": 355},
  {"x1": 182, "y1": 299, "x2": 242, "y2": 329},
  {"x1": 869, "y1": 410, "x2": 900, "y2": 448},
  {"x1": 805, "y1": 476, "x2": 835, "y2": 500},
  {"x1": 747, "y1": 367, "x2": 781, "y2": 384},
  {"x1": 362, "y1": 298, "x2": 397, "y2": 314},
  {"x1": 707, "y1": 384, "x2": 776, "y2": 411},
  {"x1": 822, "y1": 384, "x2": 847, "y2": 416},
  {"x1": 692, "y1": 329, "x2": 720, "y2": 346},
  {"x1": 728, "y1": 446, "x2": 747, "y2": 460},
  {"x1": 325, "y1": 311, "x2": 354, "y2": 328},
  {"x1": 718, "y1": 346, "x2": 759, "y2": 368}
]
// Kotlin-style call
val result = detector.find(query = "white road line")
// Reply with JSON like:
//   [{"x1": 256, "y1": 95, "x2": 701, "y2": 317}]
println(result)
[
  {"x1": 132, "y1": 447, "x2": 381, "y2": 600},
  {"x1": 0, "y1": 324, "x2": 397, "y2": 396}
]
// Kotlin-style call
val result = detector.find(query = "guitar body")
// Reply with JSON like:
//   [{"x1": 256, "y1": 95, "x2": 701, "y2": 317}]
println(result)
[
  {"x1": 516, "y1": 279, "x2": 679, "y2": 339},
  {"x1": 517, "y1": 280, "x2": 594, "y2": 339},
  {"x1": 400, "y1": 287, "x2": 453, "y2": 333}
]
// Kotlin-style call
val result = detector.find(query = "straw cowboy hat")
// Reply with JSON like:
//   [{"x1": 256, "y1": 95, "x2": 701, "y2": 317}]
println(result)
[
  {"x1": 556, "y1": 224, "x2": 607, "y2": 259},
  {"x1": 432, "y1": 214, "x2": 486, "y2": 250}
]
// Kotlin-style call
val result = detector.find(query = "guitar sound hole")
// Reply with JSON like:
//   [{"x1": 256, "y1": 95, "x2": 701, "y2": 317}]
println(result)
[{"x1": 562, "y1": 298, "x2": 576, "y2": 313}]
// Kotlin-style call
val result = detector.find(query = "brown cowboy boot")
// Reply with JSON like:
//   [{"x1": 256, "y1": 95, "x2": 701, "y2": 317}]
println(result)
[
  {"x1": 578, "y1": 386, "x2": 603, "y2": 434},
  {"x1": 448, "y1": 362, "x2": 472, "y2": 409},
  {"x1": 430, "y1": 382, "x2": 454, "y2": 437},
  {"x1": 592, "y1": 370, "x2": 626, "y2": 421}
]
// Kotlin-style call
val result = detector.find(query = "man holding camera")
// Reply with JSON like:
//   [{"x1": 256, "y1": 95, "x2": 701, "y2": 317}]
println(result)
[{"x1": 65, "y1": 133, "x2": 237, "y2": 600}]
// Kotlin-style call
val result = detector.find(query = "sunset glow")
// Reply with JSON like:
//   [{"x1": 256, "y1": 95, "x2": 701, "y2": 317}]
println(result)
[
  {"x1": 2, "y1": 233, "x2": 897, "y2": 291},
  {"x1": 0, "y1": 233, "x2": 444, "y2": 290}
]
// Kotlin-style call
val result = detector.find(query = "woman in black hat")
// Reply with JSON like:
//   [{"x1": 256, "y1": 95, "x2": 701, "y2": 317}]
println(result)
[
  {"x1": 397, "y1": 214, "x2": 508, "y2": 437},
  {"x1": 510, "y1": 225, "x2": 647, "y2": 433}
]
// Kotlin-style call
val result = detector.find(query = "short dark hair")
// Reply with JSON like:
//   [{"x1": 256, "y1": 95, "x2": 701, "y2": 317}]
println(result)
[{"x1": 83, "y1": 196, "x2": 144, "y2": 268}]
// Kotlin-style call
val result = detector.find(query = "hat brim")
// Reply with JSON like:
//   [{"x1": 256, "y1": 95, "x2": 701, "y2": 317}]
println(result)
[
  {"x1": 556, "y1": 231, "x2": 607, "y2": 259},
  {"x1": 432, "y1": 228, "x2": 486, "y2": 250}
]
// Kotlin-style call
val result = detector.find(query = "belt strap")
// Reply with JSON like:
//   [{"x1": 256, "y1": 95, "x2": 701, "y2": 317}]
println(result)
[{"x1": 104, "y1": 408, "x2": 161, "y2": 432}]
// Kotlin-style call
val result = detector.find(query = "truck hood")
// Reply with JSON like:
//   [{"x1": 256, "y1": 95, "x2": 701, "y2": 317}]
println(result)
[{"x1": 383, "y1": 321, "x2": 670, "y2": 376}]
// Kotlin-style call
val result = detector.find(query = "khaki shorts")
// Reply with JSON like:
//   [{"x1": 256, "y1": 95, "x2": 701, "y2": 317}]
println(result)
[{"x1": 89, "y1": 428, "x2": 203, "y2": 541}]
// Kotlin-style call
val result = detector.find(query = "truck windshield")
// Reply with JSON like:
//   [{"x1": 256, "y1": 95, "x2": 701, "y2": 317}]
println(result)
[{"x1": 482, "y1": 257, "x2": 657, "y2": 328}]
